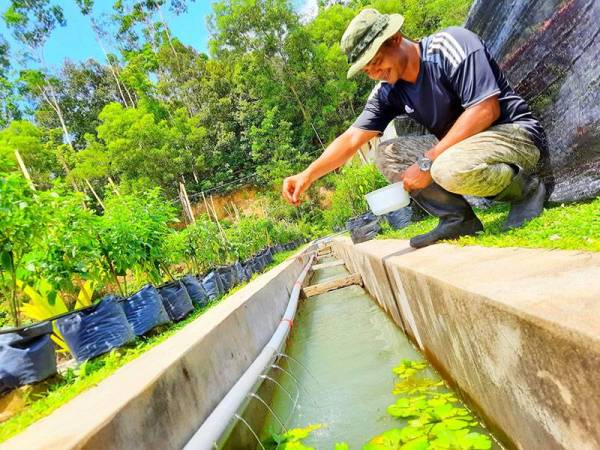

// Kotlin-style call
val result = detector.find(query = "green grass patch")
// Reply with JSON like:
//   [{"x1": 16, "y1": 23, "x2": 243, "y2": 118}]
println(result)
[
  {"x1": 0, "y1": 249, "x2": 299, "y2": 443},
  {"x1": 379, "y1": 197, "x2": 600, "y2": 251}
]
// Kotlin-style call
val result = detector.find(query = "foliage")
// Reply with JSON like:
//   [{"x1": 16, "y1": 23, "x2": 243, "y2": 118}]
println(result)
[
  {"x1": 0, "y1": 120, "x2": 60, "y2": 187},
  {"x1": 96, "y1": 188, "x2": 178, "y2": 292},
  {"x1": 16, "y1": 278, "x2": 69, "y2": 352},
  {"x1": 22, "y1": 187, "x2": 101, "y2": 293},
  {"x1": 265, "y1": 423, "x2": 322, "y2": 450},
  {"x1": 0, "y1": 158, "x2": 42, "y2": 325},
  {"x1": 1, "y1": 0, "x2": 475, "y2": 203},
  {"x1": 168, "y1": 217, "x2": 224, "y2": 274},
  {"x1": 323, "y1": 162, "x2": 388, "y2": 229},
  {"x1": 365, "y1": 360, "x2": 492, "y2": 450}
]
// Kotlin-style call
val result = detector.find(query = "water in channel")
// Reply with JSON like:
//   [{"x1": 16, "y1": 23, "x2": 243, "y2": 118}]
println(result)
[{"x1": 234, "y1": 258, "x2": 497, "y2": 449}]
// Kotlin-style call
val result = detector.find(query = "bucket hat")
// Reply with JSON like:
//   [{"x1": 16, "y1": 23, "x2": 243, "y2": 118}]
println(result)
[{"x1": 341, "y1": 8, "x2": 404, "y2": 79}]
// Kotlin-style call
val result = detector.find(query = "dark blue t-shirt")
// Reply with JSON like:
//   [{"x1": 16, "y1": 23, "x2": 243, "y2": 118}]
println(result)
[{"x1": 353, "y1": 27, "x2": 546, "y2": 154}]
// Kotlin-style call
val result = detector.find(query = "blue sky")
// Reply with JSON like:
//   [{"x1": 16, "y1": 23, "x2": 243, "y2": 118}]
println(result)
[{"x1": 0, "y1": 0, "x2": 317, "y2": 71}]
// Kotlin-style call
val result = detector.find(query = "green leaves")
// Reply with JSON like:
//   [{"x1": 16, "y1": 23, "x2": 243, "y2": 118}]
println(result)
[
  {"x1": 393, "y1": 360, "x2": 428, "y2": 379},
  {"x1": 323, "y1": 162, "x2": 388, "y2": 230},
  {"x1": 368, "y1": 359, "x2": 492, "y2": 450},
  {"x1": 265, "y1": 423, "x2": 322, "y2": 450}
]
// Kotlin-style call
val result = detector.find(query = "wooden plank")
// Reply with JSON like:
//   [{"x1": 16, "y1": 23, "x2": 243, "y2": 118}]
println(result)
[
  {"x1": 312, "y1": 260, "x2": 345, "y2": 271},
  {"x1": 303, "y1": 273, "x2": 362, "y2": 298},
  {"x1": 317, "y1": 247, "x2": 332, "y2": 256}
]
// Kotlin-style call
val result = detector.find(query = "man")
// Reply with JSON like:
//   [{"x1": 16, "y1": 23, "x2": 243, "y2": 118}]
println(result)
[{"x1": 282, "y1": 8, "x2": 547, "y2": 248}]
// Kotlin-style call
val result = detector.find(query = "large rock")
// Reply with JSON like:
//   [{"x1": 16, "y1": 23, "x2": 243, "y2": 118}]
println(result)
[{"x1": 466, "y1": 0, "x2": 600, "y2": 202}]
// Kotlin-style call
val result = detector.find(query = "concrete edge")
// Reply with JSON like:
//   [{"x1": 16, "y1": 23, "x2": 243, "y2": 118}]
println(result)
[
  {"x1": 330, "y1": 236, "x2": 600, "y2": 450},
  {"x1": 0, "y1": 250, "x2": 314, "y2": 450}
]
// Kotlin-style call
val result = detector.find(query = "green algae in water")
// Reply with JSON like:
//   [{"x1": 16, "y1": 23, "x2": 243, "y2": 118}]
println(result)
[{"x1": 257, "y1": 265, "x2": 497, "y2": 449}]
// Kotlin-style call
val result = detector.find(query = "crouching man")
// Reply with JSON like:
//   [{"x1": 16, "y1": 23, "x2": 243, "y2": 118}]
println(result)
[{"x1": 282, "y1": 8, "x2": 547, "y2": 248}]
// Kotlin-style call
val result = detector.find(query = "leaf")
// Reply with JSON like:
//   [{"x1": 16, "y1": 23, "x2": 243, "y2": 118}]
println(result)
[
  {"x1": 334, "y1": 443, "x2": 350, "y2": 450},
  {"x1": 387, "y1": 397, "x2": 429, "y2": 418},
  {"x1": 393, "y1": 378, "x2": 444, "y2": 395},
  {"x1": 282, "y1": 424, "x2": 322, "y2": 442},
  {"x1": 75, "y1": 280, "x2": 95, "y2": 308},
  {"x1": 363, "y1": 429, "x2": 405, "y2": 450},
  {"x1": 400, "y1": 437, "x2": 429, "y2": 450},
  {"x1": 430, "y1": 429, "x2": 492, "y2": 449}
]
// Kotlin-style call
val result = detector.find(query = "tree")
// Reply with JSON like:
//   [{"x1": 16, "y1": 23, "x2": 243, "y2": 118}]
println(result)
[
  {"x1": 0, "y1": 120, "x2": 61, "y2": 186},
  {"x1": 0, "y1": 35, "x2": 21, "y2": 127},
  {"x1": 95, "y1": 102, "x2": 191, "y2": 195},
  {"x1": 0, "y1": 156, "x2": 43, "y2": 326},
  {"x1": 34, "y1": 60, "x2": 123, "y2": 149}
]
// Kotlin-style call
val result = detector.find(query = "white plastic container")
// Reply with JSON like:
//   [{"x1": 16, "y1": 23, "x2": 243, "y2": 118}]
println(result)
[{"x1": 365, "y1": 182, "x2": 410, "y2": 215}]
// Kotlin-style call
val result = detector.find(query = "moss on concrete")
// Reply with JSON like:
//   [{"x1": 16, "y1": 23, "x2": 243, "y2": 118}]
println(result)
[{"x1": 379, "y1": 197, "x2": 599, "y2": 251}]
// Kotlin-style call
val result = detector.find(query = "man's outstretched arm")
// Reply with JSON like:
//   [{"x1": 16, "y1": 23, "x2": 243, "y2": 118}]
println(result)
[{"x1": 282, "y1": 127, "x2": 380, "y2": 205}]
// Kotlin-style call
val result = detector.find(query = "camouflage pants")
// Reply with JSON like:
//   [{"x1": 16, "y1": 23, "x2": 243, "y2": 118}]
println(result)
[{"x1": 375, "y1": 124, "x2": 540, "y2": 197}]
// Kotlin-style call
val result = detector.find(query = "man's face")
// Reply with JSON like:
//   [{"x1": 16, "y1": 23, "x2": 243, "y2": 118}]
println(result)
[{"x1": 361, "y1": 35, "x2": 405, "y2": 84}]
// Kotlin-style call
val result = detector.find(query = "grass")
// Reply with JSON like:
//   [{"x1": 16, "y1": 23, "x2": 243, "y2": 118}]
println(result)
[
  {"x1": 0, "y1": 249, "x2": 299, "y2": 443},
  {"x1": 379, "y1": 197, "x2": 600, "y2": 251}
]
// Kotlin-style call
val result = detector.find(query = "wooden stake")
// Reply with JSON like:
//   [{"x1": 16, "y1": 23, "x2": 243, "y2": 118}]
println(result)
[
  {"x1": 209, "y1": 194, "x2": 227, "y2": 241},
  {"x1": 84, "y1": 178, "x2": 105, "y2": 210},
  {"x1": 201, "y1": 191, "x2": 211, "y2": 218},
  {"x1": 179, "y1": 181, "x2": 195, "y2": 224},
  {"x1": 14, "y1": 150, "x2": 35, "y2": 190},
  {"x1": 302, "y1": 273, "x2": 362, "y2": 298},
  {"x1": 231, "y1": 201, "x2": 241, "y2": 221},
  {"x1": 107, "y1": 176, "x2": 120, "y2": 196}
]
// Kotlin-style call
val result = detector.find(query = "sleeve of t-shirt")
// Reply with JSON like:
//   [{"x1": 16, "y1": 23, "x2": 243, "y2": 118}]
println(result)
[
  {"x1": 352, "y1": 84, "x2": 398, "y2": 133},
  {"x1": 450, "y1": 47, "x2": 501, "y2": 108}
]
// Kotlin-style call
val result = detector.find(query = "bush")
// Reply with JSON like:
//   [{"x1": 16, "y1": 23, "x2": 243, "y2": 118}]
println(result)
[{"x1": 323, "y1": 162, "x2": 388, "y2": 230}]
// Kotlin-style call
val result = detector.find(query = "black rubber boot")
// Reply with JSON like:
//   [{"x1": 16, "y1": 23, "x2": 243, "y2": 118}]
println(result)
[
  {"x1": 409, "y1": 183, "x2": 483, "y2": 249},
  {"x1": 493, "y1": 167, "x2": 546, "y2": 230}
]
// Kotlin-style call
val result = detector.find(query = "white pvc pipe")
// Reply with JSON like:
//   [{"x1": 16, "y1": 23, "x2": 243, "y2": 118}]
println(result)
[{"x1": 184, "y1": 254, "x2": 314, "y2": 450}]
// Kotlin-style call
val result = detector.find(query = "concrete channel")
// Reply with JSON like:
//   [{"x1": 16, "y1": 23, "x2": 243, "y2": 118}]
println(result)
[
  {"x1": 330, "y1": 237, "x2": 600, "y2": 450},
  {"x1": 2, "y1": 239, "x2": 598, "y2": 449}
]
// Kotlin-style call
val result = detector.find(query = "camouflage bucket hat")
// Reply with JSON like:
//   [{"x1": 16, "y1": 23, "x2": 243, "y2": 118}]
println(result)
[{"x1": 341, "y1": 9, "x2": 404, "y2": 79}]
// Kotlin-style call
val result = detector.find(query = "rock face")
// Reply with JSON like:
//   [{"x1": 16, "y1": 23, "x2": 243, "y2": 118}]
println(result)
[{"x1": 466, "y1": 0, "x2": 600, "y2": 202}]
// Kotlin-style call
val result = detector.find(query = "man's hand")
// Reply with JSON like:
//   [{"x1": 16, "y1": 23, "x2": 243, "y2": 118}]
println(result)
[
  {"x1": 402, "y1": 163, "x2": 433, "y2": 192},
  {"x1": 283, "y1": 171, "x2": 312, "y2": 206}
]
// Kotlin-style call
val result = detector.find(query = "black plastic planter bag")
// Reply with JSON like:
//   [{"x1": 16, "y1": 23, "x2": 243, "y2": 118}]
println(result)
[
  {"x1": 232, "y1": 261, "x2": 246, "y2": 284},
  {"x1": 248, "y1": 256, "x2": 261, "y2": 273},
  {"x1": 201, "y1": 270, "x2": 223, "y2": 301},
  {"x1": 252, "y1": 254, "x2": 266, "y2": 272},
  {"x1": 241, "y1": 260, "x2": 255, "y2": 281},
  {"x1": 216, "y1": 266, "x2": 235, "y2": 292},
  {"x1": 384, "y1": 207, "x2": 413, "y2": 230},
  {"x1": 0, "y1": 321, "x2": 57, "y2": 394},
  {"x1": 261, "y1": 248, "x2": 274, "y2": 265},
  {"x1": 181, "y1": 275, "x2": 209, "y2": 308},
  {"x1": 273, "y1": 243, "x2": 284, "y2": 253},
  {"x1": 347, "y1": 212, "x2": 381, "y2": 244},
  {"x1": 121, "y1": 284, "x2": 171, "y2": 336},
  {"x1": 55, "y1": 295, "x2": 135, "y2": 363},
  {"x1": 158, "y1": 281, "x2": 194, "y2": 321}
]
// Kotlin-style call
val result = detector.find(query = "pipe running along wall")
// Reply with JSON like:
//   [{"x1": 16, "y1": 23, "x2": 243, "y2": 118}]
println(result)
[{"x1": 183, "y1": 254, "x2": 315, "y2": 450}]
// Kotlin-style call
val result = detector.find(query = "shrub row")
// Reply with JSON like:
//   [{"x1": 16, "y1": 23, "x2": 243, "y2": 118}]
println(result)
[{"x1": 0, "y1": 239, "x2": 306, "y2": 394}]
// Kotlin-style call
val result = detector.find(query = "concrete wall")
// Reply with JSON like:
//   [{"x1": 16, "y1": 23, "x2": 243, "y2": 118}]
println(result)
[
  {"x1": 0, "y1": 252, "x2": 311, "y2": 450},
  {"x1": 331, "y1": 237, "x2": 600, "y2": 450}
]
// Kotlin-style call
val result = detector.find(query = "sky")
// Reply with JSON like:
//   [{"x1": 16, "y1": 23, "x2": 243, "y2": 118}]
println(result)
[{"x1": 0, "y1": 0, "x2": 318, "y2": 71}]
